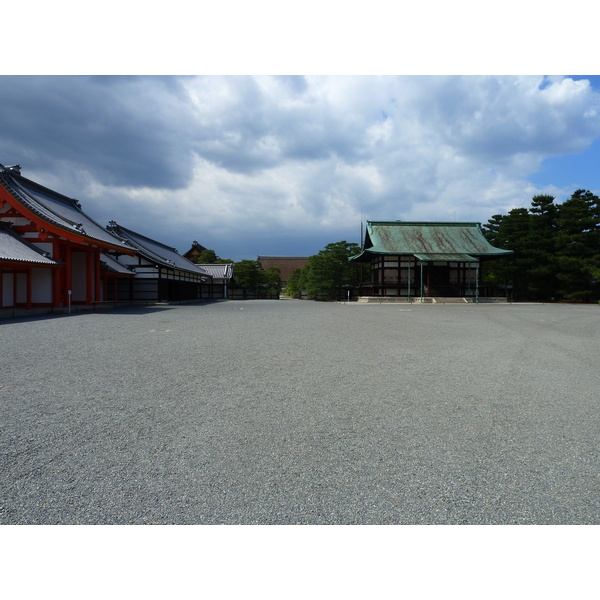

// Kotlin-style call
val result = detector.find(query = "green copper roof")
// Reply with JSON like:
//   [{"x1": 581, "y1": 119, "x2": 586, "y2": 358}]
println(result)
[
  {"x1": 413, "y1": 252, "x2": 479, "y2": 262},
  {"x1": 351, "y1": 221, "x2": 513, "y2": 261}
]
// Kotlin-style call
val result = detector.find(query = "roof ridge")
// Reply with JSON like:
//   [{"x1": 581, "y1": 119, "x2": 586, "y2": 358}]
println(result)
[
  {"x1": 108, "y1": 221, "x2": 179, "y2": 253},
  {"x1": 3, "y1": 170, "x2": 82, "y2": 209},
  {"x1": 368, "y1": 220, "x2": 481, "y2": 226}
]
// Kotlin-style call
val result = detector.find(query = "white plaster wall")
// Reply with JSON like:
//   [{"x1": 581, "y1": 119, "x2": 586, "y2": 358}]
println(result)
[
  {"x1": 2, "y1": 273, "x2": 14, "y2": 307},
  {"x1": 31, "y1": 268, "x2": 53, "y2": 303},
  {"x1": 16, "y1": 273, "x2": 27, "y2": 303}
]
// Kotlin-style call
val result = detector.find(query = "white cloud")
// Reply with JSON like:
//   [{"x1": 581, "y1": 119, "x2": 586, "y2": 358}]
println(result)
[{"x1": 2, "y1": 75, "x2": 600, "y2": 259}]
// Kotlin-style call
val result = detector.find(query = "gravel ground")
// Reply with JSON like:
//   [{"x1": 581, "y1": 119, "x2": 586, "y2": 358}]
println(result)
[{"x1": 1, "y1": 299, "x2": 599, "y2": 524}]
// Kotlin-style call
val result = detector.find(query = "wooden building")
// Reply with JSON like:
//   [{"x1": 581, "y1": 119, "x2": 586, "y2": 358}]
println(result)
[
  {"x1": 1, "y1": 222, "x2": 60, "y2": 309},
  {"x1": 106, "y1": 222, "x2": 212, "y2": 302},
  {"x1": 182, "y1": 240, "x2": 208, "y2": 263},
  {"x1": 351, "y1": 221, "x2": 513, "y2": 302},
  {"x1": 0, "y1": 164, "x2": 136, "y2": 310}
]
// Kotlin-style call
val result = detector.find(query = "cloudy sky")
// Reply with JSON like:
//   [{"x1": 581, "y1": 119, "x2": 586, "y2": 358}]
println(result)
[{"x1": 3, "y1": 6, "x2": 600, "y2": 262}]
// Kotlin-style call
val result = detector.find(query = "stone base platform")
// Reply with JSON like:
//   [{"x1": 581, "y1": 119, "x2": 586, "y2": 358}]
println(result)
[{"x1": 355, "y1": 296, "x2": 508, "y2": 304}]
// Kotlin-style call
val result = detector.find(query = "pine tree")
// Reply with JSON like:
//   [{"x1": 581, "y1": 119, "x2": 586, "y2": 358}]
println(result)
[
  {"x1": 302, "y1": 241, "x2": 361, "y2": 301},
  {"x1": 528, "y1": 195, "x2": 558, "y2": 300},
  {"x1": 554, "y1": 190, "x2": 600, "y2": 302}
]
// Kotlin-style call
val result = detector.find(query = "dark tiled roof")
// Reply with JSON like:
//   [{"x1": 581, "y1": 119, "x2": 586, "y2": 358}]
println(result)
[
  {"x1": 0, "y1": 169, "x2": 132, "y2": 251},
  {"x1": 100, "y1": 252, "x2": 135, "y2": 275},
  {"x1": 194, "y1": 263, "x2": 233, "y2": 279},
  {"x1": 0, "y1": 223, "x2": 58, "y2": 265},
  {"x1": 106, "y1": 222, "x2": 211, "y2": 277}
]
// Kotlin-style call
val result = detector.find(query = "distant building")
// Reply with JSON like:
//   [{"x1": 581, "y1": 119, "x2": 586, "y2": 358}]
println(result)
[
  {"x1": 350, "y1": 221, "x2": 513, "y2": 301},
  {"x1": 194, "y1": 263, "x2": 233, "y2": 299},
  {"x1": 106, "y1": 222, "x2": 212, "y2": 302},
  {"x1": 257, "y1": 256, "x2": 309, "y2": 285},
  {"x1": 182, "y1": 240, "x2": 208, "y2": 263}
]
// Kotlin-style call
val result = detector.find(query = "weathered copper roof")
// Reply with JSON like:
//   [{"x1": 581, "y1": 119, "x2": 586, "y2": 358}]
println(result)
[
  {"x1": 351, "y1": 221, "x2": 513, "y2": 261},
  {"x1": 414, "y1": 252, "x2": 479, "y2": 262}
]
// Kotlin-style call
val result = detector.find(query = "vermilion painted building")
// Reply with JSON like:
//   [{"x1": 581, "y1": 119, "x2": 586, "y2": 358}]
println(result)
[
  {"x1": 0, "y1": 164, "x2": 136, "y2": 310},
  {"x1": 0, "y1": 221, "x2": 60, "y2": 308}
]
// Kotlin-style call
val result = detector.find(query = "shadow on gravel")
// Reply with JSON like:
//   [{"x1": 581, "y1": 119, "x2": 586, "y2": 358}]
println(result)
[{"x1": 0, "y1": 301, "x2": 225, "y2": 324}]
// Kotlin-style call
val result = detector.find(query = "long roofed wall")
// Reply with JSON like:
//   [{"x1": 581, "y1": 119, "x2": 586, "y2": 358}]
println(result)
[{"x1": 105, "y1": 222, "x2": 213, "y2": 302}]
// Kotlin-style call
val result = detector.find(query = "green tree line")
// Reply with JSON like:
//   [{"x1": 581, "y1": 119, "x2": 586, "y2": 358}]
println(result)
[
  {"x1": 285, "y1": 241, "x2": 367, "y2": 301},
  {"x1": 482, "y1": 190, "x2": 600, "y2": 302},
  {"x1": 231, "y1": 260, "x2": 282, "y2": 297},
  {"x1": 193, "y1": 248, "x2": 233, "y2": 265},
  {"x1": 190, "y1": 249, "x2": 281, "y2": 298}
]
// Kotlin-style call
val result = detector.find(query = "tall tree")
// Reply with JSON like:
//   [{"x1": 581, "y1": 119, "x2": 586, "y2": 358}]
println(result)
[
  {"x1": 284, "y1": 268, "x2": 304, "y2": 298},
  {"x1": 481, "y1": 213, "x2": 512, "y2": 296},
  {"x1": 482, "y1": 208, "x2": 532, "y2": 300},
  {"x1": 554, "y1": 190, "x2": 600, "y2": 302},
  {"x1": 231, "y1": 260, "x2": 263, "y2": 293},
  {"x1": 231, "y1": 260, "x2": 281, "y2": 298},
  {"x1": 483, "y1": 190, "x2": 600, "y2": 302},
  {"x1": 191, "y1": 248, "x2": 233, "y2": 264},
  {"x1": 263, "y1": 267, "x2": 282, "y2": 296},
  {"x1": 196, "y1": 249, "x2": 218, "y2": 264},
  {"x1": 528, "y1": 194, "x2": 559, "y2": 300},
  {"x1": 302, "y1": 241, "x2": 361, "y2": 300}
]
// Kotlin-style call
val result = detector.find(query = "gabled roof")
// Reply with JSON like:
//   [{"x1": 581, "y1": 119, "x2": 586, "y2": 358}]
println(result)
[
  {"x1": 182, "y1": 240, "x2": 208, "y2": 258},
  {"x1": 0, "y1": 222, "x2": 59, "y2": 265},
  {"x1": 106, "y1": 222, "x2": 211, "y2": 277},
  {"x1": 194, "y1": 263, "x2": 233, "y2": 279},
  {"x1": 351, "y1": 221, "x2": 513, "y2": 261},
  {"x1": 100, "y1": 252, "x2": 135, "y2": 276},
  {"x1": 0, "y1": 165, "x2": 134, "y2": 253}
]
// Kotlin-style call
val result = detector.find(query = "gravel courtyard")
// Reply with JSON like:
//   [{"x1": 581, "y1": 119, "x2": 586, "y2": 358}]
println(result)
[{"x1": 1, "y1": 299, "x2": 599, "y2": 524}]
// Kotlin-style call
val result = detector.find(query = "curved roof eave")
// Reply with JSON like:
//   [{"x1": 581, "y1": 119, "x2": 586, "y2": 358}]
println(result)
[
  {"x1": 107, "y1": 222, "x2": 209, "y2": 275},
  {"x1": 350, "y1": 247, "x2": 514, "y2": 261},
  {"x1": 0, "y1": 171, "x2": 135, "y2": 254}
]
